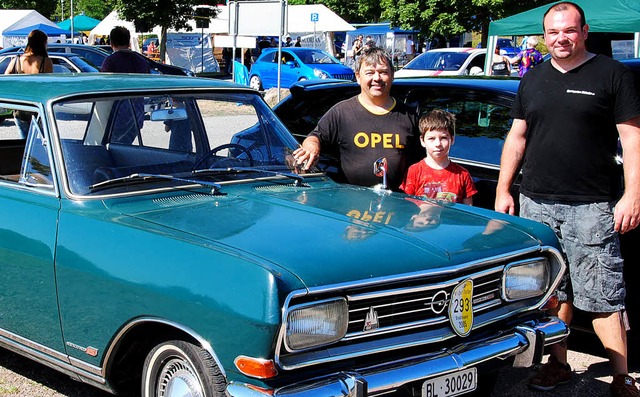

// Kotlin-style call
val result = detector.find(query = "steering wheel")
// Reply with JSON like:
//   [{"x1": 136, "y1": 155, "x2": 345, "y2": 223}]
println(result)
[{"x1": 193, "y1": 143, "x2": 255, "y2": 170}]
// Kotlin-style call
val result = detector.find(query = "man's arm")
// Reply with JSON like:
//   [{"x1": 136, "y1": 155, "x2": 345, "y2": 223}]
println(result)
[
  {"x1": 292, "y1": 135, "x2": 322, "y2": 171},
  {"x1": 615, "y1": 116, "x2": 640, "y2": 233},
  {"x1": 495, "y1": 118, "x2": 528, "y2": 215}
]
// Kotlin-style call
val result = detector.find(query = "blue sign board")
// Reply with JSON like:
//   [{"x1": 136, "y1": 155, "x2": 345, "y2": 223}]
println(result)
[{"x1": 310, "y1": 12, "x2": 319, "y2": 22}]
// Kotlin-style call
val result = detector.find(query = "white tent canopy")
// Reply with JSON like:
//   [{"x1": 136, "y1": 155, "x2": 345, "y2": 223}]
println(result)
[
  {"x1": 0, "y1": 10, "x2": 61, "y2": 48},
  {"x1": 88, "y1": 11, "x2": 140, "y2": 51}
]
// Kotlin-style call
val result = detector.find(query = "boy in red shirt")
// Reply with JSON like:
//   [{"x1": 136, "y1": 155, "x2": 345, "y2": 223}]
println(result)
[{"x1": 400, "y1": 110, "x2": 477, "y2": 204}]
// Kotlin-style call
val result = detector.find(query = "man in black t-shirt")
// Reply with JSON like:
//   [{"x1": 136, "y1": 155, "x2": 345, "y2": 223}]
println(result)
[
  {"x1": 495, "y1": 2, "x2": 640, "y2": 396},
  {"x1": 101, "y1": 26, "x2": 151, "y2": 74},
  {"x1": 292, "y1": 46, "x2": 420, "y2": 190}
]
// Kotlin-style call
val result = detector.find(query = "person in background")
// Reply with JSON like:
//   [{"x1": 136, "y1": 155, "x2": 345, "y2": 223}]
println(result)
[
  {"x1": 284, "y1": 35, "x2": 293, "y2": 47},
  {"x1": 294, "y1": 36, "x2": 302, "y2": 47},
  {"x1": 405, "y1": 35, "x2": 415, "y2": 60},
  {"x1": 491, "y1": 45, "x2": 512, "y2": 76},
  {"x1": 4, "y1": 29, "x2": 53, "y2": 138},
  {"x1": 101, "y1": 26, "x2": 150, "y2": 73},
  {"x1": 400, "y1": 109, "x2": 476, "y2": 204},
  {"x1": 496, "y1": 2, "x2": 640, "y2": 396},
  {"x1": 509, "y1": 35, "x2": 543, "y2": 77},
  {"x1": 293, "y1": 46, "x2": 421, "y2": 191}
]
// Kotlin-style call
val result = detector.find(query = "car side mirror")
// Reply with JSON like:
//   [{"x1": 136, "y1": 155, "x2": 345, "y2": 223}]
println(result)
[{"x1": 285, "y1": 61, "x2": 296, "y2": 68}]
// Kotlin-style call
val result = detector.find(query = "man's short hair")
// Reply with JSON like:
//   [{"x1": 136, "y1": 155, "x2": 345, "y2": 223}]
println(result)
[
  {"x1": 355, "y1": 46, "x2": 393, "y2": 74},
  {"x1": 419, "y1": 109, "x2": 456, "y2": 138},
  {"x1": 109, "y1": 26, "x2": 131, "y2": 47},
  {"x1": 543, "y1": 1, "x2": 586, "y2": 31}
]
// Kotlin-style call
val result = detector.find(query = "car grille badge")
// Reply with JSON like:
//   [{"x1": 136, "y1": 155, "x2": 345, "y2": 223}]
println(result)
[
  {"x1": 363, "y1": 307, "x2": 379, "y2": 332},
  {"x1": 449, "y1": 279, "x2": 474, "y2": 337}
]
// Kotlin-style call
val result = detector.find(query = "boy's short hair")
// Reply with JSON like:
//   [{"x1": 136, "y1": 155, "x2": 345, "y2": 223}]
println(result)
[
  {"x1": 419, "y1": 109, "x2": 456, "y2": 138},
  {"x1": 109, "y1": 26, "x2": 131, "y2": 47},
  {"x1": 355, "y1": 46, "x2": 393, "y2": 75}
]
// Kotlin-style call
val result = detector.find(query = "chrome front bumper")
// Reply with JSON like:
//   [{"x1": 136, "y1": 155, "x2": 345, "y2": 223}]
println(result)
[{"x1": 227, "y1": 316, "x2": 568, "y2": 397}]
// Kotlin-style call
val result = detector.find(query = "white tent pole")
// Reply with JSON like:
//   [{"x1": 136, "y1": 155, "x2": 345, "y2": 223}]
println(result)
[{"x1": 70, "y1": 0, "x2": 74, "y2": 42}]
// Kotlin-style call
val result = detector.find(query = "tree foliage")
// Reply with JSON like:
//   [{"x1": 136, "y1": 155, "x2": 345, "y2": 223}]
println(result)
[
  {"x1": 380, "y1": 0, "x2": 555, "y2": 45},
  {"x1": 0, "y1": 0, "x2": 58, "y2": 19}
]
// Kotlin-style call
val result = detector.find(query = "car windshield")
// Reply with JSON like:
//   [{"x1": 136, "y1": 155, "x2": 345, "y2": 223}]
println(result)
[
  {"x1": 295, "y1": 49, "x2": 339, "y2": 64},
  {"x1": 404, "y1": 52, "x2": 470, "y2": 71},
  {"x1": 54, "y1": 92, "x2": 304, "y2": 196}
]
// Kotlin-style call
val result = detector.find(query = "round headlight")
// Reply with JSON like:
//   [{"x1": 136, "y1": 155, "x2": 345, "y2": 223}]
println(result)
[{"x1": 313, "y1": 68, "x2": 329, "y2": 79}]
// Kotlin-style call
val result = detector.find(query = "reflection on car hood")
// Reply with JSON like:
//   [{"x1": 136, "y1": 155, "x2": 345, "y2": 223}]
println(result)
[{"x1": 105, "y1": 183, "x2": 548, "y2": 288}]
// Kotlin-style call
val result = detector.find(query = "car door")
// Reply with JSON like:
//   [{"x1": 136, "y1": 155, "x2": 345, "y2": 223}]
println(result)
[
  {"x1": 280, "y1": 51, "x2": 299, "y2": 87},
  {"x1": 262, "y1": 52, "x2": 278, "y2": 89},
  {"x1": 0, "y1": 105, "x2": 64, "y2": 353}
]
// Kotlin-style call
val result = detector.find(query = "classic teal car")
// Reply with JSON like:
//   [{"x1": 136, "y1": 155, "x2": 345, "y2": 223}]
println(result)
[{"x1": 0, "y1": 74, "x2": 568, "y2": 397}]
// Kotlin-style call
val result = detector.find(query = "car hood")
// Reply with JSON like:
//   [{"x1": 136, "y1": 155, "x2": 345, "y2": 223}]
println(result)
[
  {"x1": 314, "y1": 63, "x2": 354, "y2": 76},
  {"x1": 106, "y1": 183, "x2": 545, "y2": 288}
]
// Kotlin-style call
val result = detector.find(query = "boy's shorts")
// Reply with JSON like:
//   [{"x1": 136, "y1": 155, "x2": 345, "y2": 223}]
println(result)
[{"x1": 519, "y1": 194, "x2": 626, "y2": 313}]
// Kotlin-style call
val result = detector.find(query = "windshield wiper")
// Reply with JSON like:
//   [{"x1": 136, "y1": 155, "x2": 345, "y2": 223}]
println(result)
[
  {"x1": 193, "y1": 167, "x2": 307, "y2": 187},
  {"x1": 89, "y1": 173, "x2": 223, "y2": 193}
]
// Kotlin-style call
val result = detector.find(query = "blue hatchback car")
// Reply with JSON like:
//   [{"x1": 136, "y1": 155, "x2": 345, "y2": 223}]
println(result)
[{"x1": 249, "y1": 47, "x2": 354, "y2": 90}]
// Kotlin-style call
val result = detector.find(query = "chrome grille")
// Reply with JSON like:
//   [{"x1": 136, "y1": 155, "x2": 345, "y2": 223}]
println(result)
[
  {"x1": 345, "y1": 267, "x2": 503, "y2": 339},
  {"x1": 332, "y1": 73, "x2": 355, "y2": 80}
]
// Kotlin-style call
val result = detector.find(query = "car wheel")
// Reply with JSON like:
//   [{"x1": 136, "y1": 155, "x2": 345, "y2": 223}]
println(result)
[
  {"x1": 249, "y1": 75, "x2": 262, "y2": 91},
  {"x1": 142, "y1": 340, "x2": 226, "y2": 397}
]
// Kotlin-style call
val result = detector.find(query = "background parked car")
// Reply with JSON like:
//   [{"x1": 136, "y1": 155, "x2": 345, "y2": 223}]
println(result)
[
  {"x1": 249, "y1": 47, "x2": 355, "y2": 90},
  {"x1": 395, "y1": 48, "x2": 487, "y2": 77},
  {"x1": 497, "y1": 38, "x2": 518, "y2": 58},
  {"x1": 273, "y1": 74, "x2": 640, "y2": 359},
  {"x1": 0, "y1": 52, "x2": 99, "y2": 73},
  {"x1": 0, "y1": 44, "x2": 195, "y2": 76}
]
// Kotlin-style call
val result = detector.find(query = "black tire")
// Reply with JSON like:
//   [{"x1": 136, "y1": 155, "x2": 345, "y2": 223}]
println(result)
[{"x1": 141, "y1": 340, "x2": 226, "y2": 397}]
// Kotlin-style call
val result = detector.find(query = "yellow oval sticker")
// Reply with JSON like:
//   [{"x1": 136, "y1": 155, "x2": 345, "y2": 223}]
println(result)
[{"x1": 449, "y1": 279, "x2": 474, "y2": 337}]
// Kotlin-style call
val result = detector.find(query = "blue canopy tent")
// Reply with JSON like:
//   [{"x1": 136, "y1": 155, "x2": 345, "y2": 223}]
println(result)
[
  {"x1": 4, "y1": 23, "x2": 74, "y2": 37},
  {"x1": 58, "y1": 15, "x2": 101, "y2": 32},
  {"x1": 345, "y1": 23, "x2": 418, "y2": 67}
]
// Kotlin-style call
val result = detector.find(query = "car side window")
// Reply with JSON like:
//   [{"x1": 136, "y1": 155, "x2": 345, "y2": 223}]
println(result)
[
  {"x1": 409, "y1": 89, "x2": 512, "y2": 166},
  {"x1": 0, "y1": 107, "x2": 53, "y2": 189},
  {"x1": 52, "y1": 59, "x2": 73, "y2": 73}
]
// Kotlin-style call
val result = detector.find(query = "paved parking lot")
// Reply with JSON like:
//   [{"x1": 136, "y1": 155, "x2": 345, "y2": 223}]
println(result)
[{"x1": 493, "y1": 350, "x2": 640, "y2": 396}]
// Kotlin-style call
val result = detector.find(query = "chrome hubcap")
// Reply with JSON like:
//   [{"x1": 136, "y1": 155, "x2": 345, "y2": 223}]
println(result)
[{"x1": 158, "y1": 358, "x2": 203, "y2": 397}]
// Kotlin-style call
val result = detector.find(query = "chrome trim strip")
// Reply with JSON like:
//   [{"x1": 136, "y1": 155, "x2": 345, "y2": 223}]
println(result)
[
  {"x1": 101, "y1": 317, "x2": 227, "y2": 379},
  {"x1": 345, "y1": 266, "x2": 503, "y2": 302},
  {"x1": 0, "y1": 327, "x2": 69, "y2": 362},
  {"x1": 449, "y1": 156, "x2": 501, "y2": 171},
  {"x1": 0, "y1": 327, "x2": 109, "y2": 389}
]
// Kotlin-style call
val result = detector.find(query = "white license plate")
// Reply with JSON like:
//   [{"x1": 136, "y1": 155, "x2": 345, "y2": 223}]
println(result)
[{"x1": 422, "y1": 368, "x2": 477, "y2": 397}]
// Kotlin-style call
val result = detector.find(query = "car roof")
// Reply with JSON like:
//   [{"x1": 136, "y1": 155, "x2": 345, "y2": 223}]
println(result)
[
  {"x1": 0, "y1": 51, "x2": 85, "y2": 58},
  {"x1": 286, "y1": 76, "x2": 519, "y2": 97},
  {"x1": 0, "y1": 74, "x2": 253, "y2": 103},
  {"x1": 424, "y1": 47, "x2": 486, "y2": 54},
  {"x1": 0, "y1": 44, "x2": 110, "y2": 55}
]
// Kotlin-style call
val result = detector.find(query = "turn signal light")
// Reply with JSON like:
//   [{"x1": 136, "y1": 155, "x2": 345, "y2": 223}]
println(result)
[
  {"x1": 235, "y1": 356, "x2": 278, "y2": 379},
  {"x1": 540, "y1": 294, "x2": 559, "y2": 310}
]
